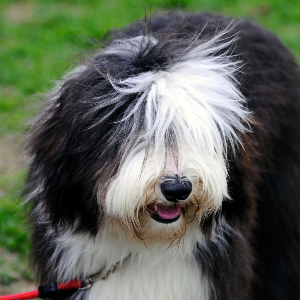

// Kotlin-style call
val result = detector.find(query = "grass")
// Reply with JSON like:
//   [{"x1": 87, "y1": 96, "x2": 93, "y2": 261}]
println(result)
[{"x1": 0, "y1": 0, "x2": 299, "y2": 288}]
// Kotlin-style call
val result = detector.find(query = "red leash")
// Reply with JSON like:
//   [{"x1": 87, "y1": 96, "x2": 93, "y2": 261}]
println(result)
[
  {"x1": 0, "y1": 290, "x2": 39, "y2": 300},
  {"x1": 0, "y1": 280, "x2": 83, "y2": 300},
  {"x1": 0, "y1": 253, "x2": 131, "y2": 300}
]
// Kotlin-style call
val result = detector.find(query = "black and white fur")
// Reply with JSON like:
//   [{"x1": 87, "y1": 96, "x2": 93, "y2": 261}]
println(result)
[{"x1": 25, "y1": 11, "x2": 300, "y2": 300}]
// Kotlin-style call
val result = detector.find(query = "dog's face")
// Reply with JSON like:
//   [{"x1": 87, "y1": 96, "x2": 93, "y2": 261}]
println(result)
[
  {"x1": 27, "y1": 32, "x2": 249, "y2": 246},
  {"x1": 94, "y1": 34, "x2": 249, "y2": 244}
]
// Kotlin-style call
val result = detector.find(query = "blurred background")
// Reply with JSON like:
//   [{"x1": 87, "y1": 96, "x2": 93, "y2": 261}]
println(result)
[{"x1": 0, "y1": 0, "x2": 299, "y2": 294}]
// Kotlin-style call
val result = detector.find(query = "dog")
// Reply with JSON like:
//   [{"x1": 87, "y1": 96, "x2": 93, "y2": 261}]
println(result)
[{"x1": 24, "y1": 10, "x2": 300, "y2": 300}]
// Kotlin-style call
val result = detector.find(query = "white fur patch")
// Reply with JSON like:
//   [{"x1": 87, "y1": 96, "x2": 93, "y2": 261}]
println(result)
[
  {"x1": 47, "y1": 218, "x2": 236, "y2": 300},
  {"x1": 101, "y1": 30, "x2": 249, "y2": 222},
  {"x1": 49, "y1": 220, "x2": 209, "y2": 300},
  {"x1": 88, "y1": 254, "x2": 208, "y2": 300}
]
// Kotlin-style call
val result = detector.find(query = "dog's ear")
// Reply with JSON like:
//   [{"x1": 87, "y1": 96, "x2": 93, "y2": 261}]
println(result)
[{"x1": 25, "y1": 66, "x2": 123, "y2": 235}]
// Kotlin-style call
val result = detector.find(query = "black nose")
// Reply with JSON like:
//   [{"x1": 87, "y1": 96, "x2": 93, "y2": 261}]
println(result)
[{"x1": 160, "y1": 177, "x2": 192, "y2": 202}]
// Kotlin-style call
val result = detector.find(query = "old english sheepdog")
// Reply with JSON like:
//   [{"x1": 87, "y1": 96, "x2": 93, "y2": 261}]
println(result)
[{"x1": 24, "y1": 10, "x2": 300, "y2": 300}]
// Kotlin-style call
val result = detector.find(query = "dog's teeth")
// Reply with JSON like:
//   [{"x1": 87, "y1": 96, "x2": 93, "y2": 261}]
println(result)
[{"x1": 154, "y1": 205, "x2": 158, "y2": 212}]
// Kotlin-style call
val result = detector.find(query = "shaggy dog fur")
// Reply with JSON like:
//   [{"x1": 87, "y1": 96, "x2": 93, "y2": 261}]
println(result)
[{"x1": 25, "y1": 10, "x2": 300, "y2": 300}]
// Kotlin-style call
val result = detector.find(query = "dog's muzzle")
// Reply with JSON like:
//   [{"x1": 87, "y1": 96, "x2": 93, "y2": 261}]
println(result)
[{"x1": 148, "y1": 175, "x2": 193, "y2": 224}]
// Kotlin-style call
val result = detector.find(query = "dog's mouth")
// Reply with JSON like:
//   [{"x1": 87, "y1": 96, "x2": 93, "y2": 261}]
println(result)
[{"x1": 147, "y1": 204, "x2": 183, "y2": 224}]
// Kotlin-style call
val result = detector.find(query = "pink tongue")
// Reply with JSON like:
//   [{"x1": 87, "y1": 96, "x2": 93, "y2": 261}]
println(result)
[{"x1": 157, "y1": 206, "x2": 181, "y2": 219}]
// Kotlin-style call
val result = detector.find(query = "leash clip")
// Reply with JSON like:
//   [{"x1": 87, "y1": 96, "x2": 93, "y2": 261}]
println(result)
[
  {"x1": 78, "y1": 279, "x2": 92, "y2": 290},
  {"x1": 78, "y1": 254, "x2": 131, "y2": 290}
]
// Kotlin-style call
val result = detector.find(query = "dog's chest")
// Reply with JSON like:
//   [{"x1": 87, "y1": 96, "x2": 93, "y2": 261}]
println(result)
[{"x1": 88, "y1": 255, "x2": 209, "y2": 300}]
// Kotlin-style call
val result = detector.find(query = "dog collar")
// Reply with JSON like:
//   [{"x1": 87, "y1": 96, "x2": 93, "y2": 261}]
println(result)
[{"x1": 79, "y1": 253, "x2": 132, "y2": 290}]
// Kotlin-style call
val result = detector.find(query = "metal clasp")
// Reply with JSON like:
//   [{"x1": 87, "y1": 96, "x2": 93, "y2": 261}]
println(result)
[
  {"x1": 78, "y1": 254, "x2": 131, "y2": 290},
  {"x1": 78, "y1": 263, "x2": 120, "y2": 290},
  {"x1": 79, "y1": 279, "x2": 92, "y2": 290}
]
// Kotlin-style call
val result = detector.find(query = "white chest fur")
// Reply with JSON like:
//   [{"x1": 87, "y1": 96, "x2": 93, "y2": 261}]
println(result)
[
  {"x1": 53, "y1": 222, "x2": 209, "y2": 300},
  {"x1": 88, "y1": 253, "x2": 208, "y2": 300}
]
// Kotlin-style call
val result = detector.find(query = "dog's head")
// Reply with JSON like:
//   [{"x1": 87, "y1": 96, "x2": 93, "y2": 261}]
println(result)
[{"x1": 26, "y1": 25, "x2": 249, "y2": 246}]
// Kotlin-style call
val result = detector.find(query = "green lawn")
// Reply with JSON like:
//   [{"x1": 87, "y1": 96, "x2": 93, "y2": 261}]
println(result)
[{"x1": 0, "y1": 0, "x2": 299, "y2": 288}]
